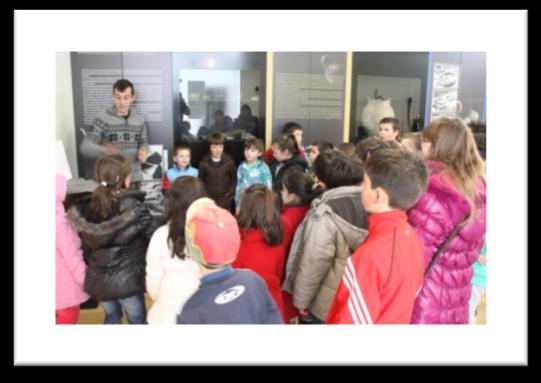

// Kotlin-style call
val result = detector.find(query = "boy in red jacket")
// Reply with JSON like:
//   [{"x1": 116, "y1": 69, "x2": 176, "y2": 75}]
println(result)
[{"x1": 326, "y1": 149, "x2": 428, "y2": 324}]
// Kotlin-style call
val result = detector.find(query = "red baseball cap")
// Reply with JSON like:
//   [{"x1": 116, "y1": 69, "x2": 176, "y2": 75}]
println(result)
[{"x1": 185, "y1": 198, "x2": 240, "y2": 269}]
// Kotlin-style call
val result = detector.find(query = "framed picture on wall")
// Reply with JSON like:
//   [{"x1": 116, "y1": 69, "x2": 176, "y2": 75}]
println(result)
[
  {"x1": 141, "y1": 144, "x2": 165, "y2": 181},
  {"x1": 430, "y1": 63, "x2": 460, "y2": 121}
]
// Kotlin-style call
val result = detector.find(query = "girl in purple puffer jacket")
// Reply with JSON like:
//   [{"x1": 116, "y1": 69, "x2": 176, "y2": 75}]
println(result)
[{"x1": 408, "y1": 118, "x2": 486, "y2": 324}]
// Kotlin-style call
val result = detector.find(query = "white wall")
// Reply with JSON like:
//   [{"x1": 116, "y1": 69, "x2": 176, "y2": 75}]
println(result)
[{"x1": 56, "y1": 52, "x2": 78, "y2": 178}]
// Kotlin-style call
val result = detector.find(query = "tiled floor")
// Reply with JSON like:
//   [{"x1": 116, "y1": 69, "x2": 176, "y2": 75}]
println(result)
[{"x1": 77, "y1": 292, "x2": 487, "y2": 324}]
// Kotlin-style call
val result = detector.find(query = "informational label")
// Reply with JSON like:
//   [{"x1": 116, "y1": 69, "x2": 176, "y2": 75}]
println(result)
[
  {"x1": 125, "y1": 69, "x2": 164, "y2": 122},
  {"x1": 81, "y1": 68, "x2": 121, "y2": 125},
  {"x1": 274, "y1": 73, "x2": 344, "y2": 120}
]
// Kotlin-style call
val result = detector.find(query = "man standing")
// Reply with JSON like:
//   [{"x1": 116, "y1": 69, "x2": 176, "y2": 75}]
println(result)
[{"x1": 80, "y1": 79, "x2": 149, "y2": 186}]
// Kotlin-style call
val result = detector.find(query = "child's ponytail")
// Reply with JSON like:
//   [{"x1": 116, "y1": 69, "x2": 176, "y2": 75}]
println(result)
[
  {"x1": 271, "y1": 134, "x2": 300, "y2": 158},
  {"x1": 91, "y1": 154, "x2": 132, "y2": 219},
  {"x1": 283, "y1": 171, "x2": 320, "y2": 204}
]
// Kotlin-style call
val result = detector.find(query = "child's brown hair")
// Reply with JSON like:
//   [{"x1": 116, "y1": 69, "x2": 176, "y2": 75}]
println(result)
[
  {"x1": 236, "y1": 184, "x2": 283, "y2": 246},
  {"x1": 244, "y1": 138, "x2": 264, "y2": 153},
  {"x1": 271, "y1": 134, "x2": 300, "y2": 157},
  {"x1": 422, "y1": 118, "x2": 485, "y2": 219},
  {"x1": 208, "y1": 132, "x2": 226, "y2": 145},
  {"x1": 282, "y1": 171, "x2": 318, "y2": 204},
  {"x1": 91, "y1": 154, "x2": 132, "y2": 218},
  {"x1": 174, "y1": 142, "x2": 191, "y2": 156},
  {"x1": 365, "y1": 149, "x2": 428, "y2": 210},
  {"x1": 338, "y1": 142, "x2": 356, "y2": 158},
  {"x1": 355, "y1": 137, "x2": 402, "y2": 162}
]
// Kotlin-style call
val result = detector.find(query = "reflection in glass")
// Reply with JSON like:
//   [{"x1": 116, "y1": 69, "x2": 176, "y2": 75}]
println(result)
[
  {"x1": 179, "y1": 69, "x2": 261, "y2": 140},
  {"x1": 355, "y1": 75, "x2": 422, "y2": 139}
]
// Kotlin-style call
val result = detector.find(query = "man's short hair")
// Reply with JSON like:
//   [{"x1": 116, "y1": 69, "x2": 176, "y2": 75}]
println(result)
[
  {"x1": 365, "y1": 149, "x2": 428, "y2": 210},
  {"x1": 113, "y1": 79, "x2": 134, "y2": 95}
]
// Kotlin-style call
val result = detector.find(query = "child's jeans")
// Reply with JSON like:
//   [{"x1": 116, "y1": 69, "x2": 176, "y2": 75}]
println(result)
[
  {"x1": 101, "y1": 294, "x2": 147, "y2": 324},
  {"x1": 469, "y1": 285, "x2": 485, "y2": 324},
  {"x1": 56, "y1": 305, "x2": 80, "y2": 324}
]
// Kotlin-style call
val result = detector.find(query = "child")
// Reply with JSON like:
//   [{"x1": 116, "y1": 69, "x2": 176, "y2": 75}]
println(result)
[
  {"x1": 280, "y1": 171, "x2": 319, "y2": 323},
  {"x1": 309, "y1": 140, "x2": 334, "y2": 164},
  {"x1": 233, "y1": 184, "x2": 288, "y2": 322},
  {"x1": 282, "y1": 150, "x2": 369, "y2": 324},
  {"x1": 400, "y1": 132, "x2": 422, "y2": 154},
  {"x1": 338, "y1": 142, "x2": 356, "y2": 158},
  {"x1": 56, "y1": 173, "x2": 89, "y2": 324},
  {"x1": 198, "y1": 132, "x2": 237, "y2": 211},
  {"x1": 469, "y1": 235, "x2": 486, "y2": 324},
  {"x1": 308, "y1": 140, "x2": 334, "y2": 171},
  {"x1": 67, "y1": 154, "x2": 153, "y2": 324},
  {"x1": 378, "y1": 117, "x2": 401, "y2": 141},
  {"x1": 177, "y1": 198, "x2": 283, "y2": 324},
  {"x1": 281, "y1": 171, "x2": 318, "y2": 254},
  {"x1": 355, "y1": 136, "x2": 402, "y2": 162},
  {"x1": 326, "y1": 149, "x2": 429, "y2": 324},
  {"x1": 350, "y1": 158, "x2": 365, "y2": 186},
  {"x1": 162, "y1": 142, "x2": 198, "y2": 191},
  {"x1": 146, "y1": 176, "x2": 207, "y2": 324},
  {"x1": 408, "y1": 118, "x2": 486, "y2": 324},
  {"x1": 269, "y1": 134, "x2": 308, "y2": 195},
  {"x1": 264, "y1": 122, "x2": 305, "y2": 164},
  {"x1": 234, "y1": 138, "x2": 272, "y2": 207}
]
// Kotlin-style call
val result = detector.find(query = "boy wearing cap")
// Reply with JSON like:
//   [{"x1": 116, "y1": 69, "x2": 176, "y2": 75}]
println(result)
[{"x1": 177, "y1": 198, "x2": 284, "y2": 324}]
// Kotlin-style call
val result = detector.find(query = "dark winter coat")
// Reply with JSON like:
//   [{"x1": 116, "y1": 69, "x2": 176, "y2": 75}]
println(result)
[
  {"x1": 67, "y1": 190, "x2": 153, "y2": 301},
  {"x1": 269, "y1": 154, "x2": 308, "y2": 194},
  {"x1": 198, "y1": 152, "x2": 237, "y2": 210}
]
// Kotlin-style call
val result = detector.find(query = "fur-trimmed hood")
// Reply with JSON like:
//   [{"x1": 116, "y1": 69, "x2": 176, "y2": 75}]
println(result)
[
  {"x1": 67, "y1": 190, "x2": 152, "y2": 302},
  {"x1": 67, "y1": 190, "x2": 149, "y2": 250}
]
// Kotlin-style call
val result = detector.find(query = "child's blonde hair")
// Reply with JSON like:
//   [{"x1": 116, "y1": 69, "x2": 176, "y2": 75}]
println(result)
[{"x1": 423, "y1": 118, "x2": 485, "y2": 220}]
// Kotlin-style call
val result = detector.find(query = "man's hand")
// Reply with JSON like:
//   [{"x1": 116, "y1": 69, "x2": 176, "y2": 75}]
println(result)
[
  {"x1": 102, "y1": 142, "x2": 121, "y2": 155},
  {"x1": 478, "y1": 255, "x2": 486, "y2": 265},
  {"x1": 137, "y1": 147, "x2": 148, "y2": 164}
]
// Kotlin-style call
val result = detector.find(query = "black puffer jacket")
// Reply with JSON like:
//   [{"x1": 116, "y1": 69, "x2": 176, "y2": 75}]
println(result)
[
  {"x1": 67, "y1": 191, "x2": 153, "y2": 301},
  {"x1": 270, "y1": 154, "x2": 308, "y2": 194}
]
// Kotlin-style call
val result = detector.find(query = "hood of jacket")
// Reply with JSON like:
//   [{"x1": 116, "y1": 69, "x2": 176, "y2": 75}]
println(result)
[
  {"x1": 310, "y1": 185, "x2": 368, "y2": 251},
  {"x1": 67, "y1": 190, "x2": 147, "y2": 250}
]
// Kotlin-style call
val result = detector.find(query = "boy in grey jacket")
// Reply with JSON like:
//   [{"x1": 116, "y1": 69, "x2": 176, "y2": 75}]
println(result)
[{"x1": 282, "y1": 150, "x2": 369, "y2": 323}]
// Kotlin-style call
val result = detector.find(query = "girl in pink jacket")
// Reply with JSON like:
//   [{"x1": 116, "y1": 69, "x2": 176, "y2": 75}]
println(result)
[
  {"x1": 56, "y1": 173, "x2": 88, "y2": 324},
  {"x1": 408, "y1": 118, "x2": 486, "y2": 324}
]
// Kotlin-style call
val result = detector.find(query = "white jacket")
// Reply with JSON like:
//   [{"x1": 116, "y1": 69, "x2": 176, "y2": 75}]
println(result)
[{"x1": 146, "y1": 224, "x2": 201, "y2": 324}]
